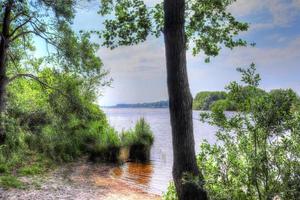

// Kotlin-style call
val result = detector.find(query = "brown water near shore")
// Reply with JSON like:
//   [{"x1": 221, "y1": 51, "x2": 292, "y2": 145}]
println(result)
[
  {"x1": 1, "y1": 161, "x2": 160, "y2": 200},
  {"x1": 104, "y1": 108, "x2": 219, "y2": 194},
  {"x1": 111, "y1": 162, "x2": 154, "y2": 191}
]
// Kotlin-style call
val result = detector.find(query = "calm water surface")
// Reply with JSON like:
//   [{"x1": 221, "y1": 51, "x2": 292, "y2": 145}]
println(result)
[{"x1": 103, "y1": 108, "x2": 218, "y2": 195}]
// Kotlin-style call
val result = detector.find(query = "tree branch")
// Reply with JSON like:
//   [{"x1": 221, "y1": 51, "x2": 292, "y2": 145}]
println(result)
[
  {"x1": 9, "y1": 16, "x2": 33, "y2": 38},
  {"x1": 7, "y1": 52, "x2": 20, "y2": 71},
  {"x1": 9, "y1": 30, "x2": 35, "y2": 42},
  {"x1": 8, "y1": 73, "x2": 67, "y2": 97}
]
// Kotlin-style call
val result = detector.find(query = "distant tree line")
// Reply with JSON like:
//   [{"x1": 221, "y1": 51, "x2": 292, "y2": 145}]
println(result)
[
  {"x1": 193, "y1": 88, "x2": 300, "y2": 111},
  {"x1": 112, "y1": 101, "x2": 169, "y2": 108}
]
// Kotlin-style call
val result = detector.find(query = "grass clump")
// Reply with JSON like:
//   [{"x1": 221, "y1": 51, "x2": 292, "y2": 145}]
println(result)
[
  {"x1": 0, "y1": 176, "x2": 24, "y2": 189},
  {"x1": 121, "y1": 118, "x2": 154, "y2": 162},
  {"x1": 87, "y1": 126, "x2": 121, "y2": 163},
  {"x1": 18, "y1": 164, "x2": 44, "y2": 176}
]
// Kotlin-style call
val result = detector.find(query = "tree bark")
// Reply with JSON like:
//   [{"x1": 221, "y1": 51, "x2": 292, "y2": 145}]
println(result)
[
  {"x1": 163, "y1": 0, "x2": 208, "y2": 199},
  {"x1": 0, "y1": 0, "x2": 13, "y2": 144}
]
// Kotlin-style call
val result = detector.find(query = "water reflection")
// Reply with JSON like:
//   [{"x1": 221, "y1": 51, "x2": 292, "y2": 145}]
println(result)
[
  {"x1": 112, "y1": 162, "x2": 153, "y2": 186},
  {"x1": 104, "y1": 108, "x2": 218, "y2": 194}
]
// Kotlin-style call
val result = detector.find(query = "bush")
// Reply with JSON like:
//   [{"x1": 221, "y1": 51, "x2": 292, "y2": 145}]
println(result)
[
  {"x1": 121, "y1": 118, "x2": 154, "y2": 162},
  {"x1": 199, "y1": 64, "x2": 300, "y2": 200},
  {"x1": 0, "y1": 69, "x2": 119, "y2": 184}
]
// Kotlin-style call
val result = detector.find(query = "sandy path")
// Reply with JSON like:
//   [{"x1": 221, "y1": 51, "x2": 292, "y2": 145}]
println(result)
[{"x1": 0, "y1": 161, "x2": 161, "y2": 200}]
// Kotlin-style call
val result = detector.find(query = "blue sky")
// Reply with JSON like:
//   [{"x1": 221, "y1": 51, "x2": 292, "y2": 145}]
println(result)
[{"x1": 71, "y1": 0, "x2": 300, "y2": 106}]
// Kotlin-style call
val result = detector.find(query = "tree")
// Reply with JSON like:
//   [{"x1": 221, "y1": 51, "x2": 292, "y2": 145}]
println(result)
[
  {"x1": 0, "y1": 0, "x2": 108, "y2": 143},
  {"x1": 98, "y1": 0, "x2": 248, "y2": 198},
  {"x1": 199, "y1": 64, "x2": 300, "y2": 199},
  {"x1": 193, "y1": 91, "x2": 227, "y2": 110}
]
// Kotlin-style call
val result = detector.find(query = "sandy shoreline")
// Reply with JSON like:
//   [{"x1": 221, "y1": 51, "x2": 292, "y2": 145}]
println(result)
[{"x1": 0, "y1": 161, "x2": 161, "y2": 200}]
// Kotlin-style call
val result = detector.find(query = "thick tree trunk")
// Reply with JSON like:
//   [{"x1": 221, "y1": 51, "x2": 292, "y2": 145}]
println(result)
[
  {"x1": 0, "y1": 0, "x2": 13, "y2": 144},
  {"x1": 163, "y1": 0, "x2": 208, "y2": 199}
]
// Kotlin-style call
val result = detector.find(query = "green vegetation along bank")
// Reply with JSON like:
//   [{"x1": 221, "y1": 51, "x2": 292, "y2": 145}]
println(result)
[
  {"x1": 193, "y1": 87, "x2": 300, "y2": 111},
  {"x1": 164, "y1": 64, "x2": 300, "y2": 200},
  {"x1": 0, "y1": 67, "x2": 154, "y2": 189}
]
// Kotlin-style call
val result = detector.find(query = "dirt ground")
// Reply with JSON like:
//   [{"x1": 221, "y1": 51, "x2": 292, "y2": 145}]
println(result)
[{"x1": 0, "y1": 161, "x2": 161, "y2": 200}]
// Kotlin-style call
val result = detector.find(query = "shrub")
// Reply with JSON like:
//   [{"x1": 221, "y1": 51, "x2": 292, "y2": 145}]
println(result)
[
  {"x1": 199, "y1": 64, "x2": 300, "y2": 200},
  {"x1": 1, "y1": 69, "x2": 119, "y2": 174},
  {"x1": 88, "y1": 126, "x2": 121, "y2": 163},
  {"x1": 121, "y1": 118, "x2": 154, "y2": 162}
]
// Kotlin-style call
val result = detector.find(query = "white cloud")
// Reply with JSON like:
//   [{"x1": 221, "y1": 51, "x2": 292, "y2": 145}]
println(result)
[
  {"x1": 229, "y1": 0, "x2": 263, "y2": 16},
  {"x1": 97, "y1": 38, "x2": 168, "y2": 105},
  {"x1": 98, "y1": 38, "x2": 166, "y2": 79},
  {"x1": 293, "y1": 0, "x2": 300, "y2": 7},
  {"x1": 96, "y1": 1, "x2": 300, "y2": 105},
  {"x1": 185, "y1": 36, "x2": 300, "y2": 97},
  {"x1": 230, "y1": 0, "x2": 300, "y2": 29}
]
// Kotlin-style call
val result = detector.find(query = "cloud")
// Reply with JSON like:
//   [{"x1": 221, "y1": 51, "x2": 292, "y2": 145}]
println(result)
[
  {"x1": 293, "y1": 0, "x2": 300, "y2": 7},
  {"x1": 95, "y1": 1, "x2": 300, "y2": 105},
  {"x1": 184, "y1": 36, "x2": 300, "y2": 97},
  {"x1": 224, "y1": 37, "x2": 300, "y2": 67},
  {"x1": 230, "y1": 0, "x2": 300, "y2": 29},
  {"x1": 229, "y1": 0, "x2": 263, "y2": 16},
  {"x1": 98, "y1": 37, "x2": 166, "y2": 79},
  {"x1": 97, "y1": 38, "x2": 168, "y2": 105}
]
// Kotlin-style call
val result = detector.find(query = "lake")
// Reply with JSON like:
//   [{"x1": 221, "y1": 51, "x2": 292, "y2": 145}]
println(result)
[{"x1": 103, "y1": 108, "x2": 218, "y2": 195}]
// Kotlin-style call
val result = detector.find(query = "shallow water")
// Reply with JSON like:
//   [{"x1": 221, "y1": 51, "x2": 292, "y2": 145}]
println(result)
[{"x1": 103, "y1": 108, "x2": 218, "y2": 195}]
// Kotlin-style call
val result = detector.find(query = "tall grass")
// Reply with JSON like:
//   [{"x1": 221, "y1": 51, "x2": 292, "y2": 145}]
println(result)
[{"x1": 121, "y1": 118, "x2": 154, "y2": 162}]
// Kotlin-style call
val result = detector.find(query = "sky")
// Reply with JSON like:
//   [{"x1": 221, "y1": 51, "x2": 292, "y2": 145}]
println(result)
[{"x1": 71, "y1": 0, "x2": 300, "y2": 106}]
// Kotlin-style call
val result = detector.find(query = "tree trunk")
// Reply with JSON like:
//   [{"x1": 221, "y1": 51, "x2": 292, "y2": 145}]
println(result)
[
  {"x1": 163, "y1": 0, "x2": 208, "y2": 199},
  {"x1": 0, "y1": 0, "x2": 13, "y2": 144}
]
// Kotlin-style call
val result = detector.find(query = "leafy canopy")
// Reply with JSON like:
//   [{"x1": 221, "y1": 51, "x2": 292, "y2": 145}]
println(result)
[
  {"x1": 1, "y1": 0, "x2": 108, "y2": 87},
  {"x1": 98, "y1": 0, "x2": 248, "y2": 61}
]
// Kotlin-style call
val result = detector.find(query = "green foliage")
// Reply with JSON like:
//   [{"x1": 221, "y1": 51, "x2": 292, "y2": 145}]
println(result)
[
  {"x1": 5, "y1": 68, "x2": 110, "y2": 162},
  {"x1": 0, "y1": 164, "x2": 8, "y2": 174},
  {"x1": 0, "y1": 0, "x2": 117, "y2": 189},
  {"x1": 18, "y1": 164, "x2": 45, "y2": 176},
  {"x1": 0, "y1": 176, "x2": 24, "y2": 189},
  {"x1": 198, "y1": 64, "x2": 300, "y2": 200},
  {"x1": 134, "y1": 118, "x2": 154, "y2": 146},
  {"x1": 0, "y1": 66, "x2": 117, "y2": 182},
  {"x1": 121, "y1": 118, "x2": 154, "y2": 147},
  {"x1": 121, "y1": 118, "x2": 154, "y2": 162},
  {"x1": 88, "y1": 126, "x2": 121, "y2": 163},
  {"x1": 210, "y1": 99, "x2": 237, "y2": 111},
  {"x1": 163, "y1": 182, "x2": 178, "y2": 200},
  {"x1": 99, "y1": 0, "x2": 152, "y2": 48},
  {"x1": 120, "y1": 130, "x2": 136, "y2": 147},
  {"x1": 2, "y1": 0, "x2": 108, "y2": 89},
  {"x1": 193, "y1": 91, "x2": 227, "y2": 110},
  {"x1": 99, "y1": 0, "x2": 248, "y2": 61}
]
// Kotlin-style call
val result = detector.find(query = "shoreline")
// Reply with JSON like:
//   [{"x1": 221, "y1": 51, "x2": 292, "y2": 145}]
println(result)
[{"x1": 0, "y1": 161, "x2": 161, "y2": 200}]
